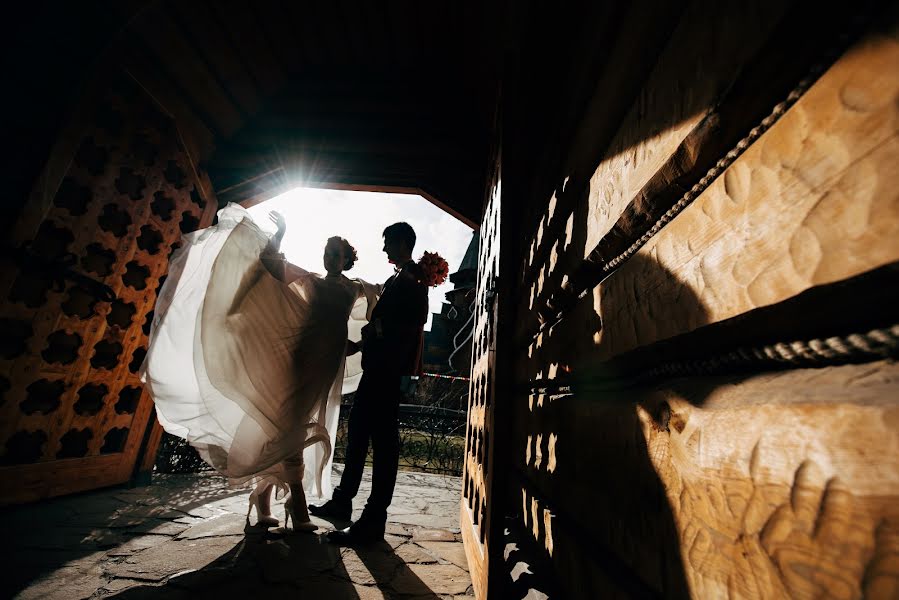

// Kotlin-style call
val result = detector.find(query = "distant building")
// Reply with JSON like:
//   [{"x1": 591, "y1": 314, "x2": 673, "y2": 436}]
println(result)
[{"x1": 422, "y1": 230, "x2": 478, "y2": 375}]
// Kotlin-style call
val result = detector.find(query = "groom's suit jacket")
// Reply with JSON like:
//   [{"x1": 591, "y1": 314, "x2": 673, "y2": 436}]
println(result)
[{"x1": 361, "y1": 261, "x2": 429, "y2": 377}]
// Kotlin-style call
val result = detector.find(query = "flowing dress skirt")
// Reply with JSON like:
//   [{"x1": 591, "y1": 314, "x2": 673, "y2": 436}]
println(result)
[{"x1": 141, "y1": 204, "x2": 371, "y2": 498}]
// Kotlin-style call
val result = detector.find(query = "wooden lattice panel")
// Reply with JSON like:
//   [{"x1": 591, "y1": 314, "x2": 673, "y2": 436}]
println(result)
[
  {"x1": 462, "y1": 177, "x2": 501, "y2": 595},
  {"x1": 0, "y1": 73, "x2": 209, "y2": 504}
]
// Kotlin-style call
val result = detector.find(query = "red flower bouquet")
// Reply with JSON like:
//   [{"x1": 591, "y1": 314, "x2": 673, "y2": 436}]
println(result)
[{"x1": 418, "y1": 251, "x2": 449, "y2": 287}]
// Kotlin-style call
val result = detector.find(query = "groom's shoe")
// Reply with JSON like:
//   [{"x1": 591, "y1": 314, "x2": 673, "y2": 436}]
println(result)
[{"x1": 308, "y1": 497, "x2": 352, "y2": 521}]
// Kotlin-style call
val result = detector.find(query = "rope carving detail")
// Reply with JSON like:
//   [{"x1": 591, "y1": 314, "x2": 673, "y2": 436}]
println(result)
[{"x1": 646, "y1": 324, "x2": 899, "y2": 378}]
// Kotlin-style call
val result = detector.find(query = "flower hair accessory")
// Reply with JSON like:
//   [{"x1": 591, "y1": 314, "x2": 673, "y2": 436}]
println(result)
[{"x1": 418, "y1": 251, "x2": 449, "y2": 287}]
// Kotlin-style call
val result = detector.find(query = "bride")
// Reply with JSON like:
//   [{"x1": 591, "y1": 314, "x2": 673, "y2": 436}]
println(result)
[{"x1": 140, "y1": 203, "x2": 378, "y2": 531}]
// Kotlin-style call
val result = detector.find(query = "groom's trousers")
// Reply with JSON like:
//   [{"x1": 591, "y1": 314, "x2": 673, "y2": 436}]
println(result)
[{"x1": 332, "y1": 371, "x2": 401, "y2": 519}]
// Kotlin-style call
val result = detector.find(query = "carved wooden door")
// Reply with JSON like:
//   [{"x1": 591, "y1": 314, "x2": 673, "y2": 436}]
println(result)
[
  {"x1": 461, "y1": 169, "x2": 502, "y2": 598},
  {"x1": 0, "y1": 73, "x2": 213, "y2": 505}
]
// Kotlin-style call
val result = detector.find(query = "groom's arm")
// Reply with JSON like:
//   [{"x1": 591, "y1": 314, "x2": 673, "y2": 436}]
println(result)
[{"x1": 376, "y1": 276, "x2": 428, "y2": 333}]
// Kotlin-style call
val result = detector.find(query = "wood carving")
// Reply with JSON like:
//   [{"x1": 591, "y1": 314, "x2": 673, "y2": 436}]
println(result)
[
  {"x1": 583, "y1": 0, "x2": 791, "y2": 254},
  {"x1": 570, "y1": 32, "x2": 899, "y2": 364},
  {"x1": 513, "y1": 360, "x2": 899, "y2": 598},
  {"x1": 0, "y1": 72, "x2": 215, "y2": 505},
  {"x1": 635, "y1": 361, "x2": 899, "y2": 598},
  {"x1": 462, "y1": 172, "x2": 502, "y2": 599}
]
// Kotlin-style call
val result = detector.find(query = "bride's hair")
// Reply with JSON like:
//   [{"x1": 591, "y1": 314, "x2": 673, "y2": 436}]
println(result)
[{"x1": 327, "y1": 236, "x2": 358, "y2": 270}]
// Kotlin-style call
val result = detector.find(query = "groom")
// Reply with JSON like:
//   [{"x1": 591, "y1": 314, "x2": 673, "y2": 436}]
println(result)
[{"x1": 311, "y1": 222, "x2": 429, "y2": 543}]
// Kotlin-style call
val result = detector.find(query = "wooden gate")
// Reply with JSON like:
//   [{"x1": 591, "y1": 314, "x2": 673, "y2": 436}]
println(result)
[
  {"x1": 0, "y1": 71, "x2": 214, "y2": 506},
  {"x1": 461, "y1": 160, "x2": 503, "y2": 597}
]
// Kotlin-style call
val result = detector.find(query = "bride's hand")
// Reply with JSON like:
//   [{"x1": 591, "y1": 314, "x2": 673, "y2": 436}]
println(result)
[{"x1": 268, "y1": 211, "x2": 287, "y2": 238}]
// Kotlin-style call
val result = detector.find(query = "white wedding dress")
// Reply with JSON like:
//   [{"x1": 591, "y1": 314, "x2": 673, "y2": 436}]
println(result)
[{"x1": 140, "y1": 204, "x2": 378, "y2": 499}]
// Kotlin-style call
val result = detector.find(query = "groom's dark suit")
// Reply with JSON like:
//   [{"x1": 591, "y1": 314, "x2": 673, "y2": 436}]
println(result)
[{"x1": 332, "y1": 260, "x2": 428, "y2": 523}]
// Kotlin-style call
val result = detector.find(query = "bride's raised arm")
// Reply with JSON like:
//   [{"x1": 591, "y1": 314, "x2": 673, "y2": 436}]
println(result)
[{"x1": 259, "y1": 211, "x2": 312, "y2": 284}]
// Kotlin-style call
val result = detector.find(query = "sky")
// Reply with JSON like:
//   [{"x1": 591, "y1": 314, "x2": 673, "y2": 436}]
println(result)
[{"x1": 246, "y1": 187, "x2": 475, "y2": 330}]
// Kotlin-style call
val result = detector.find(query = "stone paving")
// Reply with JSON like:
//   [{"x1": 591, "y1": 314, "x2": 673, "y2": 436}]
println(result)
[{"x1": 4, "y1": 466, "x2": 473, "y2": 599}]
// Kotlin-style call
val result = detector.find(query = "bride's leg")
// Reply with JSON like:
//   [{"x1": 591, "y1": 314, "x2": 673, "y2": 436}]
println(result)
[
  {"x1": 247, "y1": 479, "x2": 279, "y2": 527},
  {"x1": 283, "y1": 453, "x2": 314, "y2": 527},
  {"x1": 288, "y1": 482, "x2": 312, "y2": 523},
  {"x1": 256, "y1": 481, "x2": 274, "y2": 516}
]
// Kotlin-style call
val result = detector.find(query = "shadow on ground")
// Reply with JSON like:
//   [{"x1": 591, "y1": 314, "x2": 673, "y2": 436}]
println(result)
[{"x1": 109, "y1": 527, "x2": 448, "y2": 599}]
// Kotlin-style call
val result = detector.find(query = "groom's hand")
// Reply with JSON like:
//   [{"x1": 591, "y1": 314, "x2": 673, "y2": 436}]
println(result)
[{"x1": 345, "y1": 340, "x2": 360, "y2": 356}]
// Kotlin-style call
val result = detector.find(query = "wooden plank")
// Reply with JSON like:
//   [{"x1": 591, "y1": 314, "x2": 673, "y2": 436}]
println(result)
[
  {"x1": 553, "y1": 32, "x2": 899, "y2": 365},
  {"x1": 387, "y1": 0, "x2": 415, "y2": 68},
  {"x1": 513, "y1": 359, "x2": 899, "y2": 598},
  {"x1": 282, "y1": 0, "x2": 335, "y2": 67},
  {"x1": 206, "y1": 0, "x2": 286, "y2": 97},
  {"x1": 461, "y1": 500, "x2": 489, "y2": 599},
  {"x1": 132, "y1": 8, "x2": 244, "y2": 137},
  {"x1": 133, "y1": 161, "x2": 219, "y2": 479},
  {"x1": 334, "y1": 0, "x2": 372, "y2": 68},
  {"x1": 358, "y1": 0, "x2": 393, "y2": 69},
  {"x1": 117, "y1": 44, "x2": 217, "y2": 160},
  {"x1": 249, "y1": 0, "x2": 302, "y2": 77},
  {"x1": 0, "y1": 454, "x2": 125, "y2": 506},
  {"x1": 315, "y1": 0, "x2": 354, "y2": 66},
  {"x1": 168, "y1": 0, "x2": 263, "y2": 117},
  {"x1": 136, "y1": 413, "x2": 163, "y2": 475}
]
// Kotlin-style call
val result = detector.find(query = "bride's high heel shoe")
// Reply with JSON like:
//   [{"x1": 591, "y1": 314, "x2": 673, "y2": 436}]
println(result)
[
  {"x1": 246, "y1": 486, "x2": 279, "y2": 528},
  {"x1": 284, "y1": 496, "x2": 317, "y2": 533}
]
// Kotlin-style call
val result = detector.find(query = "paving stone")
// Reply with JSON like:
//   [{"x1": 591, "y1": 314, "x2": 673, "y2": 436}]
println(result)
[
  {"x1": 126, "y1": 520, "x2": 191, "y2": 536},
  {"x1": 352, "y1": 583, "x2": 389, "y2": 599},
  {"x1": 81, "y1": 528, "x2": 131, "y2": 548},
  {"x1": 13, "y1": 564, "x2": 105, "y2": 600},
  {"x1": 117, "y1": 505, "x2": 187, "y2": 520},
  {"x1": 104, "y1": 536, "x2": 242, "y2": 582},
  {"x1": 337, "y1": 549, "x2": 378, "y2": 586},
  {"x1": 105, "y1": 533, "x2": 172, "y2": 556},
  {"x1": 392, "y1": 512, "x2": 460, "y2": 528},
  {"x1": 257, "y1": 537, "x2": 342, "y2": 583},
  {"x1": 10, "y1": 467, "x2": 471, "y2": 599},
  {"x1": 399, "y1": 563, "x2": 471, "y2": 596},
  {"x1": 416, "y1": 542, "x2": 469, "y2": 571},
  {"x1": 99, "y1": 577, "x2": 148, "y2": 592},
  {"x1": 18, "y1": 526, "x2": 101, "y2": 550},
  {"x1": 411, "y1": 528, "x2": 457, "y2": 543},
  {"x1": 385, "y1": 523, "x2": 411, "y2": 537},
  {"x1": 175, "y1": 514, "x2": 247, "y2": 540},
  {"x1": 166, "y1": 566, "x2": 240, "y2": 590},
  {"x1": 172, "y1": 515, "x2": 207, "y2": 525},
  {"x1": 100, "y1": 583, "x2": 194, "y2": 599},
  {"x1": 173, "y1": 505, "x2": 223, "y2": 519},
  {"x1": 384, "y1": 533, "x2": 408, "y2": 550},
  {"x1": 395, "y1": 543, "x2": 439, "y2": 564}
]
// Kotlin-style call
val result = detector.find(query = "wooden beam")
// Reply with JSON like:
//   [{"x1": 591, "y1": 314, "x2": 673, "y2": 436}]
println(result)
[
  {"x1": 0, "y1": 454, "x2": 125, "y2": 507},
  {"x1": 167, "y1": 0, "x2": 263, "y2": 117},
  {"x1": 205, "y1": 0, "x2": 286, "y2": 97},
  {"x1": 119, "y1": 36, "x2": 224, "y2": 142},
  {"x1": 132, "y1": 6, "x2": 244, "y2": 137}
]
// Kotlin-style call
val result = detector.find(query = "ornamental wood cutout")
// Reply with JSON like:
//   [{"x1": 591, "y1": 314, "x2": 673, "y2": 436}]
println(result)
[
  {"x1": 0, "y1": 72, "x2": 213, "y2": 505},
  {"x1": 461, "y1": 174, "x2": 501, "y2": 599}
]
